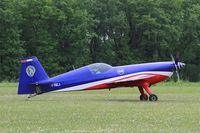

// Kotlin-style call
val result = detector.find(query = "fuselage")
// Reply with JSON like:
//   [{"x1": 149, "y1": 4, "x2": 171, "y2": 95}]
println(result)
[{"x1": 37, "y1": 61, "x2": 185, "y2": 93}]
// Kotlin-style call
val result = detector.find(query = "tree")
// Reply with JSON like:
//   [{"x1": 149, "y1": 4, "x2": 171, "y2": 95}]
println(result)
[
  {"x1": 86, "y1": 0, "x2": 132, "y2": 65},
  {"x1": 0, "y1": 0, "x2": 24, "y2": 81},
  {"x1": 0, "y1": 0, "x2": 200, "y2": 81},
  {"x1": 180, "y1": 1, "x2": 200, "y2": 81}
]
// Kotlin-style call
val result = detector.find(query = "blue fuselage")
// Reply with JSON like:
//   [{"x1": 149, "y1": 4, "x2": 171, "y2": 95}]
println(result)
[{"x1": 38, "y1": 61, "x2": 178, "y2": 93}]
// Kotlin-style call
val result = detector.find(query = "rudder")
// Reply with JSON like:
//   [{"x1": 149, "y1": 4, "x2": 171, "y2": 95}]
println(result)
[{"x1": 18, "y1": 56, "x2": 49, "y2": 94}]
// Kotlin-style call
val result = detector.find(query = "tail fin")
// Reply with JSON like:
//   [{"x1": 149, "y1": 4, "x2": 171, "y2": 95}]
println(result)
[{"x1": 18, "y1": 56, "x2": 49, "y2": 94}]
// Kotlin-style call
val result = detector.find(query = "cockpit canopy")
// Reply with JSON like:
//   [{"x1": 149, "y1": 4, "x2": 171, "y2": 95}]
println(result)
[{"x1": 88, "y1": 63, "x2": 112, "y2": 74}]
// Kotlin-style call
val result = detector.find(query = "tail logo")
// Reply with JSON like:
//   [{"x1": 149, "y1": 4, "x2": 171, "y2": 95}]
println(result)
[{"x1": 26, "y1": 65, "x2": 36, "y2": 77}]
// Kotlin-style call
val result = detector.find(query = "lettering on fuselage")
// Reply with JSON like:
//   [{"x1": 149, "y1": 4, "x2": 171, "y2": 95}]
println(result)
[{"x1": 51, "y1": 83, "x2": 61, "y2": 87}]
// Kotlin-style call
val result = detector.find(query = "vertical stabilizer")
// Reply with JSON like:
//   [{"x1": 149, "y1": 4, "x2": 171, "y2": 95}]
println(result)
[{"x1": 18, "y1": 56, "x2": 49, "y2": 94}]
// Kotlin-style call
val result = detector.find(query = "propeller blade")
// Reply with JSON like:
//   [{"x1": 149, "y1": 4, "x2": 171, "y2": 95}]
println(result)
[
  {"x1": 171, "y1": 54, "x2": 181, "y2": 82},
  {"x1": 170, "y1": 54, "x2": 175, "y2": 63},
  {"x1": 170, "y1": 53, "x2": 185, "y2": 82},
  {"x1": 171, "y1": 54, "x2": 178, "y2": 71},
  {"x1": 176, "y1": 70, "x2": 180, "y2": 82}
]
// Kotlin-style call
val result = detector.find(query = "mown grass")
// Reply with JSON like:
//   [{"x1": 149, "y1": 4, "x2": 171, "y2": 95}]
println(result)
[{"x1": 0, "y1": 82, "x2": 200, "y2": 133}]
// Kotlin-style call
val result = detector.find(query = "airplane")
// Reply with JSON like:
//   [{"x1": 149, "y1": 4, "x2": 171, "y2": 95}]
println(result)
[{"x1": 18, "y1": 56, "x2": 185, "y2": 101}]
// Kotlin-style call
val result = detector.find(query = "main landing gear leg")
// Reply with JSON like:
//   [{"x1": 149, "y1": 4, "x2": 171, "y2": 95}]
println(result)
[
  {"x1": 138, "y1": 87, "x2": 148, "y2": 101},
  {"x1": 142, "y1": 83, "x2": 158, "y2": 102}
]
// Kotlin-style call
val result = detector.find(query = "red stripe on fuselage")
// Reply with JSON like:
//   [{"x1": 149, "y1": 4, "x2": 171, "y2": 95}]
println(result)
[{"x1": 84, "y1": 74, "x2": 168, "y2": 90}]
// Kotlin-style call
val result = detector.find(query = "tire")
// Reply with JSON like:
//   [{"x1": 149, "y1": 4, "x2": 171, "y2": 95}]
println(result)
[
  {"x1": 140, "y1": 94, "x2": 148, "y2": 101},
  {"x1": 149, "y1": 94, "x2": 158, "y2": 101}
]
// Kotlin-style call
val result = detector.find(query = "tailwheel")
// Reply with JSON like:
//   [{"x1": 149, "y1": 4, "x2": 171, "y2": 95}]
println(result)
[
  {"x1": 149, "y1": 94, "x2": 158, "y2": 101},
  {"x1": 140, "y1": 94, "x2": 148, "y2": 101}
]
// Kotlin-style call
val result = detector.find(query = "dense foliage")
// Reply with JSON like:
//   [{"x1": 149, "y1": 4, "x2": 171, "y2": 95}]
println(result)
[{"x1": 0, "y1": 0, "x2": 200, "y2": 81}]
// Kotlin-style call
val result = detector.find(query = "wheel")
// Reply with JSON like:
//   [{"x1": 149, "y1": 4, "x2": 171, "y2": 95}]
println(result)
[
  {"x1": 149, "y1": 94, "x2": 158, "y2": 101},
  {"x1": 140, "y1": 94, "x2": 148, "y2": 101}
]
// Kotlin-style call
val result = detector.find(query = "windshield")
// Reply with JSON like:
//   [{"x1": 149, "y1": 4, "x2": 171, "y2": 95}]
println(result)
[{"x1": 88, "y1": 63, "x2": 112, "y2": 74}]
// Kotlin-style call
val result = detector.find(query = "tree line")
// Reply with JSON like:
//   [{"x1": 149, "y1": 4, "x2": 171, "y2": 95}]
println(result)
[{"x1": 0, "y1": 0, "x2": 200, "y2": 82}]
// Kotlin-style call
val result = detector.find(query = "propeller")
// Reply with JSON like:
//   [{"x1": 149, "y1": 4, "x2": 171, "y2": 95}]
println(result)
[{"x1": 170, "y1": 54, "x2": 185, "y2": 82}]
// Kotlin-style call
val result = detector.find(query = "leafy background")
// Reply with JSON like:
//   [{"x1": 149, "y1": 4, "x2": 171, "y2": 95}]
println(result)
[{"x1": 0, "y1": 0, "x2": 200, "y2": 81}]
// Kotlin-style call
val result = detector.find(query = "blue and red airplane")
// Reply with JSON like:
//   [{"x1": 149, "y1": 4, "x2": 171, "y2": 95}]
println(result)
[{"x1": 18, "y1": 56, "x2": 185, "y2": 101}]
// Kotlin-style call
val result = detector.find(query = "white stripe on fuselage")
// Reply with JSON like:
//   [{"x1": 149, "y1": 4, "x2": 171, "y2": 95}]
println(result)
[
  {"x1": 52, "y1": 71, "x2": 173, "y2": 92},
  {"x1": 114, "y1": 74, "x2": 155, "y2": 82}
]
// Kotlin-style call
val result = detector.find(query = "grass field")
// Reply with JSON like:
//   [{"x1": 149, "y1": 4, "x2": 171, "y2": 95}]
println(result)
[{"x1": 0, "y1": 82, "x2": 200, "y2": 133}]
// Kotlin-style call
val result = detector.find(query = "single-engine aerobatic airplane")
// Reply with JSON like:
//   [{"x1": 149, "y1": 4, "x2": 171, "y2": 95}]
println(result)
[{"x1": 18, "y1": 56, "x2": 185, "y2": 101}]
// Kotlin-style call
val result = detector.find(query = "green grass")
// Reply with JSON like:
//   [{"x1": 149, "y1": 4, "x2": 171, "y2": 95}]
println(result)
[{"x1": 0, "y1": 82, "x2": 200, "y2": 133}]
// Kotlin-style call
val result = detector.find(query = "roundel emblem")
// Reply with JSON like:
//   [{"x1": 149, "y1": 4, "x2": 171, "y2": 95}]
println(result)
[
  {"x1": 117, "y1": 68, "x2": 124, "y2": 75},
  {"x1": 26, "y1": 65, "x2": 36, "y2": 77}
]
